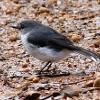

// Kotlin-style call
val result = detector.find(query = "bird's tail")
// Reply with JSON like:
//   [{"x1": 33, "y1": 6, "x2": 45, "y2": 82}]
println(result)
[{"x1": 72, "y1": 46, "x2": 100, "y2": 62}]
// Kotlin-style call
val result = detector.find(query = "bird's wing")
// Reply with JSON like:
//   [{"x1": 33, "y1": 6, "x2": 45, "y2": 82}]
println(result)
[
  {"x1": 27, "y1": 28, "x2": 74, "y2": 51},
  {"x1": 27, "y1": 29, "x2": 100, "y2": 61}
]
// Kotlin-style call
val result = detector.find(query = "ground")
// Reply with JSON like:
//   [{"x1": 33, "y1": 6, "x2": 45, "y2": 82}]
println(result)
[{"x1": 0, "y1": 0, "x2": 100, "y2": 100}]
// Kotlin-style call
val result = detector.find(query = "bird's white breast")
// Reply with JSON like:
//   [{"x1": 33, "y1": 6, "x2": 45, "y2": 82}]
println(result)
[{"x1": 21, "y1": 33, "x2": 71, "y2": 62}]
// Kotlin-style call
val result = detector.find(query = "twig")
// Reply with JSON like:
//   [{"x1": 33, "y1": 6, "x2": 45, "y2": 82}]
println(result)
[
  {"x1": 82, "y1": 87, "x2": 100, "y2": 93},
  {"x1": 61, "y1": 77, "x2": 95, "y2": 86},
  {"x1": 40, "y1": 92, "x2": 60, "y2": 100}
]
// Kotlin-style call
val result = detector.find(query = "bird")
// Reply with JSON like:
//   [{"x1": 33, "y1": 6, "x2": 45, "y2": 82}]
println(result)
[{"x1": 11, "y1": 20, "x2": 100, "y2": 74}]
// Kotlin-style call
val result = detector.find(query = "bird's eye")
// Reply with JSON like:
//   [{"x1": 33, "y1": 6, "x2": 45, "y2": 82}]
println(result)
[{"x1": 20, "y1": 24, "x2": 25, "y2": 29}]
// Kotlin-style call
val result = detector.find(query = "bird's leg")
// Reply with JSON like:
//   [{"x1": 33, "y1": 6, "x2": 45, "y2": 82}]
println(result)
[
  {"x1": 45, "y1": 62, "x2": 52, "y2": 71},
  {"x1": 38, "y1": 61, "x2": 51, "y2": 74}
]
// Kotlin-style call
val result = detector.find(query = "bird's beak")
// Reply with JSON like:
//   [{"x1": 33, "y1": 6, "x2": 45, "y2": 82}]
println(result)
[{"x1": 10, "y1": 24, "x2": 21, "y2": 30}]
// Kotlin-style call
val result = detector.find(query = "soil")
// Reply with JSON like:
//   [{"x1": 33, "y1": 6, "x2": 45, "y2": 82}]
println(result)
[{"x1": 0, "y1": 0, "x2": 100, "y2": 100}]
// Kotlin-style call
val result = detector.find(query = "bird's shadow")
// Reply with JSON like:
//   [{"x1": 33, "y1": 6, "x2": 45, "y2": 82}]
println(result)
[
  {"x1": 34, "y1": 69, "x2": 70, "y2": 77},
  {"x1": 34, "y1": 68, "x2": 87, "y2": 77}
]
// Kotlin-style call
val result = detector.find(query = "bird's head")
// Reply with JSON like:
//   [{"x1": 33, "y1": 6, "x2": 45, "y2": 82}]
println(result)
[{"x1": 10, "y1": 20, "x2": 40, "y2": 30}]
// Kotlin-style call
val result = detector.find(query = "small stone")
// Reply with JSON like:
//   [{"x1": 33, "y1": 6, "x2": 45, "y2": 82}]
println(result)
[
  {"x1": 16, "y1": 84, "x2": 22, "y2": 89},
  {"x1": 0, "y1": 56, "x2": 6, "y2": 61},
  {"x1": 59, "y1": 17, "x2": 65, "y2": 22},
  {"x1": 97, "y1": 0, "x2": 100, "y2": 4},
  {"x1": 16, "y1": 80, "x2": 31, "y2": 89},
  {"x1": 47, "y1": 16, "x2": 53, "y2": 23},
  {"x1": 4, "y1": 4, "x2": 21, "y2": 14},
  {"x1": 39, "y1": 7, "x2": 49, "y2": 13},
  {"x1": 13, "y1": 0, "x2": 19, "y2": 4},
  {"x1": 20, "y1": 67, "x2": 31, "y2": 72},
  {"x1": 19, "y1": 64, "x2": 31, "y2": 72},
  {"x1": 27, "y1": 76, "x2": 40, "y2": 83},
  {"x1": 72, "y1": 35, "x2": 81, "y2": 42},
  {"x1": 22, "y1": 63, "x2": 28, "y2": 68},
  {"x1": 20, "y1": 0, "x2": 30, "y2": 4},
  {"x1": 9, "y1": 50, "x2": 16, "y2": 56},
  {"x1": 47, "y1": 0, "x2": 57, "y2": 6},
  {"x1": 68, "y1": 33, "x2": 81, "y2": 42},
  {"x1": 0, "y1": 28, "x2": 5, "y2": 36},
  {"x1": 26, "y1": 58, "x2": 30, "y2": 63},
  {"x1": 15, "y1": 5, "x2": 22, "y2": 11},
  {"x1": 59, "y1": 14, "x2": 69, "y2": 22},
  {"x1": 0, "y1": 19, "x2": 7, "y2": 26},
  {"x1": 9, "y1": 34, "x2": 18, "y2": 42},
  {"x1": 93, "y1": 78, "x2": 100, "y2": 87},
  {"x1": 93, "y1": 39, "x2": 100, "y2": 48}
]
